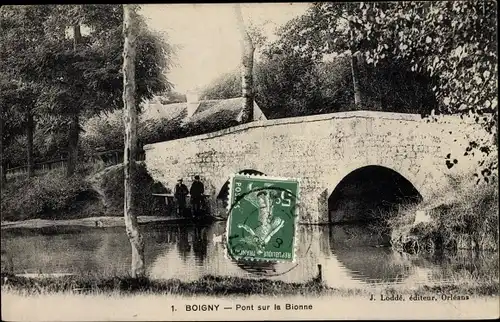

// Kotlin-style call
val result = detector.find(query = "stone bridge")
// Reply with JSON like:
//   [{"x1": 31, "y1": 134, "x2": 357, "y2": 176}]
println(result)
[{"x1": 144, "y1": 110, "x2": 488, "y2": 224}]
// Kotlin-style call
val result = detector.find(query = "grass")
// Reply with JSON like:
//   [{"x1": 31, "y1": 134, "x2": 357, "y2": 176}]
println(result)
[
  {"x1": 384, "y1": 170, "x2": 499, "y2": 253},
  {"x1": 427, "y1": 269, "x2": 499, "y2": 296},
  {"x1": 1, "y1": 273, "x2": 327, "y2": 297},
  {"x1": 1, "y1": 161, "x2": 170, "y2": 222},
  {"x1": 1, "y1": 166, "x2": 104, "y2": 222},
  {"x1": 1, "y1": 270, "x2": 498, "y2": 298}
]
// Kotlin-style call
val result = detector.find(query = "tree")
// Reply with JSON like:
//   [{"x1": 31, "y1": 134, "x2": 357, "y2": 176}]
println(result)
[
  {"x1": 159, "y1": 91, "x2": 187, "y2": 104},
  {"x1": 200, "y1": 70, "x2": 241, "y2": 100},
  {"x1": 255, "y1": 52, "x2": 324, "y2": 118},
  {"x1": 348, "y1": 2, "x2": 498, "y2": 181},
  {"x1": 122, "y1": 4, "x2": 144, "y2": 278},
  {"x1": 1, "y1": 5, "x2": 173, "y2": 177},
  {"x1": 0, "y1": 78, "x2": 25, "y2": 185},
  {"x1": 201, "y1": 43, "x2": 433, "y2": 119},
  {"x1": 234, "y1": 4, "x2": 254, "y2": 123},
  {"x1": 271, "y1": 2, "x2": 497, "y2": 180},
  {"x1": 270, "y1": 3, "x2": 370, "y2": 109},
  {"x1": 199, "y1": 53, "x2": 323, "y2": 119},
  {"x1": 18, "y1": 84, "x2": 39, "y2": 178},
  {"x1": 0, "y1": 6, "x2": 49, "y2": 178}
]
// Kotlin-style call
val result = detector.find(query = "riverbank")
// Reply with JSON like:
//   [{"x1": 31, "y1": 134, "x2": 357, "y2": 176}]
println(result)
[
  {"x1": 1, "y1": 271, "x2": 498, "y2": 297},
  {"x1": 0, "y1": 215, "x2": 220, "y2": 230},
  {"x1": 387, "y1": 172, "x2": 499, "y2": 253},
  {"x1": 2, "y1": 273, "x2": 499, "y2": 320},
  {"x1": 0, "y1": 163, "x2": 171, "y2": 222}
]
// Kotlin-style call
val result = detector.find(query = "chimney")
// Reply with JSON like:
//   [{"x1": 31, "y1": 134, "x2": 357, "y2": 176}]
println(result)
[{"x1": 186, "y1": 90, "x2": 200, "y2": 117}]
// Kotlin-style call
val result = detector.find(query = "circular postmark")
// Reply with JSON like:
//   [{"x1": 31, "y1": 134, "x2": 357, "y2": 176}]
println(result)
[{"x1": 224, "y1": 177, "x2": 313, "y2": 277}]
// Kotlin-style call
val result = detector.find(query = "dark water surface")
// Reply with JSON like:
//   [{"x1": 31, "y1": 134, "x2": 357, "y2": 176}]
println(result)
[{"x1": 1, "y1": 221, "x2": 497, "y2": 289}]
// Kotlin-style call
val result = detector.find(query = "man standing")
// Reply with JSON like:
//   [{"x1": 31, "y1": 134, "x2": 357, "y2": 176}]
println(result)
[
  {"x1": 174, "y1": 178, "x2": 189, "y2": 217},
  {"x1": 190, "y1": 175, "x2": 205, "y2": 217}
]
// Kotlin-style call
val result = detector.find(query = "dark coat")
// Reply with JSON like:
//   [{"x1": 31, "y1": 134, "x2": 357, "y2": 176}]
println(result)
[
  {"x1": 190, "y1": 180, "x2": 205, "y2": 198},
  {"x1": 174, "y1": 183, "x2": 189, "y2": 200}
]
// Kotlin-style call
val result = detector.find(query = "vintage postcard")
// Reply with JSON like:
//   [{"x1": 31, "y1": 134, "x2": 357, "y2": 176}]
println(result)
[{"x1": 1, "y1": 2, "x2": 498, "y2": 321}]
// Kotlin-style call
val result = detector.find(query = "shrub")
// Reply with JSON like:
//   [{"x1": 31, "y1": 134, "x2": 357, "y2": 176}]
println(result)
[
  {"x1": 1, "y1": 162, "x2": 170, "y2": 222},
  {"x1": 138, "y1": 112, "x2": 186, "y2": 144},
  {"x1": 388, "y1": 170, "x2": 499, "y2": 253},
  {"x1": 1, "y1": 168, "x2": 102, "y2": 221},
  {"x1": 91, "y1": 162, "x2": 169, "y2": 217}
]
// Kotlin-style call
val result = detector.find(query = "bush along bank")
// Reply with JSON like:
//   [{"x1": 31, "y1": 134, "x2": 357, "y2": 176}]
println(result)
[
  {"x1": 389, "y1": 173, "x2": 499, "y2": 254},
  {"x1": 1, "y1": 162, "x2": 169, "y2": 222},
  {"x1": 89, "y1": 161, "x2": 170, "y2": 217},
  {"x1": 1, "y1": 167, "x2": 103, "y2": 222}
]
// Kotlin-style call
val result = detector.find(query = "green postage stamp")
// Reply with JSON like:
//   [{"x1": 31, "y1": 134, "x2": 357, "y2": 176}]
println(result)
[{"x1": 226, "y1": 174, "x2": 300, "y2": 262}]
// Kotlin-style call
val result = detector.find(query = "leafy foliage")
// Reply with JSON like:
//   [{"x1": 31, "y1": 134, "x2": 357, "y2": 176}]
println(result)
[
  {"x1": 151, "y1": 92, "x2": 187, "y2": 104},
  {"x1": 282, "y1": 2, "x2": 497, "y2": 180},
  {"x1": 81, "y1": 100, "x2": 245, "y2": 149},
  {"x1": 80, "y1": 111, "x2": 125, "y2": 155},
  {"x1": 81, "y1": 108, "x2": 186, "y2": 151},
  {"x1": 0, "y1": 168, "x2": 99, "y2": 221},
  {"x1": 0, "y1": 5, "x2": 174, "y2": 171},
  {"x1": 0, "y1": 161, "x2": 169, "y2": 221},
  {"x1": 0, "y1": 80, "x2": 27, "y2": 160},
  {"x1": 139, "y1": 111, "x2": 187, "y2": 145},
  {"x1": 93, "y1": 162, "x2": 168, "y2": 217},
  {"x1": 200, "y1": 72, "x2": 241, "y2": 101},
  {"x1": 200, "y1": 54, "x2": 436, "y2": 119},
  {"x1": 356, "y1": 1, "x2": 498, "y2": 180}
]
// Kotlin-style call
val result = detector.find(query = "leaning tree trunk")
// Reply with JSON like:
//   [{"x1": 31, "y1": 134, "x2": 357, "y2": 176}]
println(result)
[
  {"x1": 26, "y1": 111, "x2": 34, "y2": 178},
  {"x1": 234, "y1": 4, "x2": 255, "y2": 123},
  {"x1": 349, "y1": 22, "x2": 362, "y2": 109},
  {"x1": 122, "y1": 4, "x2": 145, "y2": 278},
  {"x1": 66, "y1": 24, "x2": 82, "y2": 178}
]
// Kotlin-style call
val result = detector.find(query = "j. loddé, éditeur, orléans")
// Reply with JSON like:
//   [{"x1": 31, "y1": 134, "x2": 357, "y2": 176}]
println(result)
[{"x1": 369, "y1": 293, "x2": 471, "y2": 301}]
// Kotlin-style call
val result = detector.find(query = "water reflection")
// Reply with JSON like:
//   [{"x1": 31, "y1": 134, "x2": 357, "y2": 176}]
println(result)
[
  {"x1": 1, "y1": 222, "x2": 496, "y2": 289},
  {"x1": 177, "y1": 227, "x2": 191, "y2": 262},
  {"x1": 328, "y1": 225, "x2": 412, "y2": 283}
]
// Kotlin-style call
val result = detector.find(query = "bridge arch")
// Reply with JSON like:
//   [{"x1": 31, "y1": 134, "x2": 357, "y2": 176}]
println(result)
[
  {"x1": 214, "y1": 169, "x2": 266, "y2": 217},
  {"x1": 327, "y1": 165, "x2": 422, "y2": 224}
]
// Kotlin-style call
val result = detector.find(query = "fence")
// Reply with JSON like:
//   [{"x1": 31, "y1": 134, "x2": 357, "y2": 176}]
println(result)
[
  {"x1": 5, "y1": 149, "x2": 146, "y2": 179},
  {"x1": 6, "y1": 159, "x2": 67, "y2": 177}
]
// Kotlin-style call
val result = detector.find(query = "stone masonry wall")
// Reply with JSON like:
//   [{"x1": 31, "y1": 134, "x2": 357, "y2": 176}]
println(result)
[{"x1": 144, "y1": 110, "x2": 489, "y2": 224}]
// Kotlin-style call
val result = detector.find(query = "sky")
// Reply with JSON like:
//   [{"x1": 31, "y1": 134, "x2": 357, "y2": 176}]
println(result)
[{"x1": 140, "y1": 3, "x2": 310, "y2": 94}]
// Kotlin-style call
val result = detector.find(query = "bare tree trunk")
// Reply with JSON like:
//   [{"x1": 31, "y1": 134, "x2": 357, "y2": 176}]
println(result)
[
  {"x1": 349, "y1": 23, "x2": 362, "y2": 109},
  {"x1": 351, "y1": 53, "x2": 362, "y2": 108},
  {"x1": 66, "y1": 114, "x2": 79, "y2": 177},
  {"x1": 0, "y1": 103, "x2": 5, "y2": 190},
  {"x1": 26, "y1": 111, "x2": 34, "y2": 178},
  {"x1": 122, "y1": 4, "x2": 145, "y2": 278},
  {"x1": 234, "y1": 4, "x2": 255, "y2": 123},
  {"x1": 66, "y1": 24, "x2": 82, "y2": 178}
]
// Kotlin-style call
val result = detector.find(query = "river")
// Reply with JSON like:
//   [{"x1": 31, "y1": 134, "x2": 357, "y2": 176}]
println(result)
[{"x1": 1, "y1": 221, "x2": 497, "y2": 289}]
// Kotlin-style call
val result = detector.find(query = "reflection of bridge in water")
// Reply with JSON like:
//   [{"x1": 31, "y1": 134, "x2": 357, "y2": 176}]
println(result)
[
  {"x1": 2, "y1": 223, "x2": 496, "y2": 288},
  {"x1": 146, "y1": 222, "x2": 494, "y2": 288}
]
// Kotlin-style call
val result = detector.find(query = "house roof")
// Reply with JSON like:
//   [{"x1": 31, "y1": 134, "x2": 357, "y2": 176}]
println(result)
[
  {"x1": 140, "y1": 102, "x2": 186, "y2": 122},
  {"x1": 187, "y1": 97, "x2": 250, "y2": 124}
]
